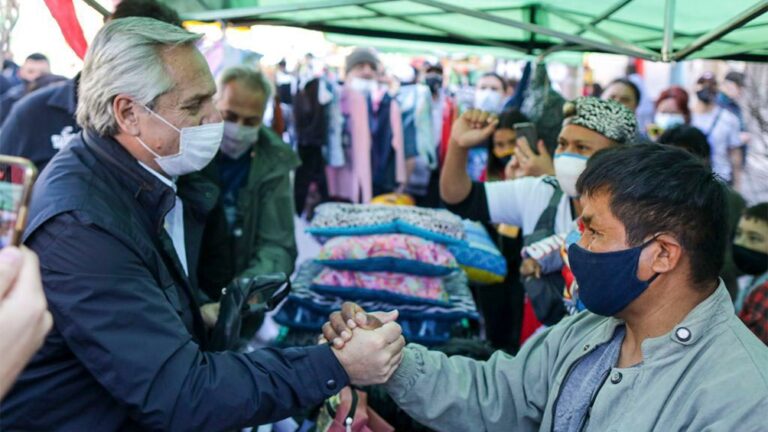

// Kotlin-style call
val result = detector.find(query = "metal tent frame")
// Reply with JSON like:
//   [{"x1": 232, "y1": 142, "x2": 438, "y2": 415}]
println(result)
[{"x1": 82, "y1": 0, "x2": 768, "y2": 62}]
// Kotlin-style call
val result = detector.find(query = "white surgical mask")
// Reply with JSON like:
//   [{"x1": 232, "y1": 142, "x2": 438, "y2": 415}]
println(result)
[
  {"x1": 554, "y1": 153, "x2": 589, "y2": 198},
  {"x1": 349, "y1": 77, "x2": 379, "y2": 94},
  {"x1": 221, "y1": 121, "x2": 259, "y2": 159},
  {"x1": 654, "y1": 112, "x2": 685, "y2": 131},
  {"x1": 474, "y1": 89, "x2": 503, "y2": 114},
  {"x1": 137, "y1": 105, "x2": 223, "y2": 177}
]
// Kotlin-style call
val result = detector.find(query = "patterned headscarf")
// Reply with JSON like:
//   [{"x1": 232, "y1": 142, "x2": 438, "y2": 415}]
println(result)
[{"x1": 563, "y1": 97, "x2": 638, "y2": 144}]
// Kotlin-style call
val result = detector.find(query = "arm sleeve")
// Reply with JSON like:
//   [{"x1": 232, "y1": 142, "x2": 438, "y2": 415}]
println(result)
[
  {"x1": 385, "y1": 326, "x2": 559, "y2": 431},
  {"x1": 443, "y1": 181, "x2": 491, "y2": 222},
  {"x1": 28, "y1": 212, "x2": 347, "y2": 432},
  {"x1": 484, "y1": 177, "x2": 538, "y2": 227},
  {"x1": 242, "y1": 172, "x2": 298, "y2": 278}
]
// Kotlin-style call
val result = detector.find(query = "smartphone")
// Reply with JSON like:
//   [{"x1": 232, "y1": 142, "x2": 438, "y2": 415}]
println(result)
[
  {"x1": 514, "y1": 122, "x2": 539, "y2": 155},
  {"x1": 0, "y1": 156, "x2": 37, "y2": 248}
]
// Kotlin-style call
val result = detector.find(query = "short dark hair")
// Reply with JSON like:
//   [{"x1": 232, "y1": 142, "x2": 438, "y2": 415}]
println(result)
[
  {"x1": 657, "y1": 124, "x2": 711, "y2": 162},
  {"x1": 577, "y1": 144, "x2": 727, "y2": 286},
  {"x1": 111, "y1": 0, "x2": 183, "y2": 27},
  {"x1": 25, "y1": 53, "x2": 48, "y2": 63},
  {"x1": 480, "y1": 72, "x2": 507, "y2": 92},
  {"x1": 606, "y1": 78, "x2": 640, "y2": 105},
  {"x1": 744, "y1": 203, "x2": 768, "y2": 225}
]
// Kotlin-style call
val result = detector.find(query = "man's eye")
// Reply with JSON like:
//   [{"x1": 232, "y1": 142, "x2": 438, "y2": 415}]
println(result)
[{"x1": 577, "y1": 145, "x2": 589, "y2": 152}]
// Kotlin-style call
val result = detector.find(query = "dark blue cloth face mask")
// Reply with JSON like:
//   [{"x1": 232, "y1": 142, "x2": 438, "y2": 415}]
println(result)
[{"x1": 568, "y1": 237, "x2": 659, "y2": 316}]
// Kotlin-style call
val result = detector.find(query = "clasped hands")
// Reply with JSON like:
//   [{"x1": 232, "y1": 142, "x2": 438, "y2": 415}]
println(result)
[{"x1": 323, "y1": 302, "x2": 404, "y2": 386}]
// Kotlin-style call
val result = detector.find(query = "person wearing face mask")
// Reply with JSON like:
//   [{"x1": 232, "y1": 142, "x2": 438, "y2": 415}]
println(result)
[
  {"x1": 692, "y1": 73, "x2": 743, "y2": 186},
  {"x1": 207, "y1": 67, "x2": 299, "y2": 285},
  {"x1": 440, "y1": 97, "x2": 636, "y2": 266},
  {"x1": 323, "y1": 144, "x2": 768, "y2": 431},
  {"x1": 1, "y1": 18, "x2": 404, "y2": 431},
  {"x1": 736, "y1": 203, "x2": 768, "y2": 345},
  {"x1": 440, "y1": 97, "x2": 636, "y2": 333},
  {"x1": 463, "y1": 73, "x2": 509, "y2": 181},
  {"x1": 648, "y1": 86, "x2": 690, "y2": 141}
]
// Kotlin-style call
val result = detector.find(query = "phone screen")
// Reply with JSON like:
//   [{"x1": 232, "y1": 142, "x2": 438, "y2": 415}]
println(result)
[
  {"x1": 0, "y1": 165, "x2": 26, "y2": 248},
  {"x1": 514, "y1": 122, "x2": 539, "y2": 155},
  {"x1": 0, "y1": 157, "x2": 36, "y2": 248}
]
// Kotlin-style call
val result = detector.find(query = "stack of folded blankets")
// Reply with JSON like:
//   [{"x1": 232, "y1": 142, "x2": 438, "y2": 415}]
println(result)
[{"x1": 275, "y1": 203, "x2": 508, "y2": 345}]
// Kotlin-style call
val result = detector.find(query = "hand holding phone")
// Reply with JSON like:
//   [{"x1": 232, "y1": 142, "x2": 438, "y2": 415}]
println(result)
[{"x1": 0, "y1": 156, "x2": 38, "y2": 248}]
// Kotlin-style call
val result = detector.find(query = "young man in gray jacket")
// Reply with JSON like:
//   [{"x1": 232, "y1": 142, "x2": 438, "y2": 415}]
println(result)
[{"x1": 324, "y1": 144, "x2": 768, "y2": 431}]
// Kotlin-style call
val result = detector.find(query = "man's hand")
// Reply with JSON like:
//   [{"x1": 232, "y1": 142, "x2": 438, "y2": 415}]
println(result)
[
  {"x1": 331, "y1": 322, "x2": 405, "y2": 386},
  {"x1": 451, "y1": 109, "x2": 498, "y2": 149},
  {"x1": 200, "y1": 302, "x2": 220, "y2": 329},
  {"x1": 321, "y1": 302, "x2": 399, "y2": 348},
  {"x1": 0, "y1": 247, "x2": 54, "y2": 399},
  {"x1": 515, "y1": 137, "x2": 554, "y2": 177}
]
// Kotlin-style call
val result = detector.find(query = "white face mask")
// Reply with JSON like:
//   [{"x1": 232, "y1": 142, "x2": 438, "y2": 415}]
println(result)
[
  {"x1": 554, "y1": 153, "x2": 589, "y2": 198},
  {"x1": 136, "y1": 105, "x2": 223, "y2": 177},
  {"x1": 221, "y1": 121, "x2": 259, "y2": 159},
  {"x1": 654, "y1": 112, "x2": 685, "y2": 131},
  {"x1": 349, "y1": 77, "x2": 379, "y2": 94},
  {"x1": 474, "y1": 89, "x2": 503, "y2": 114}
]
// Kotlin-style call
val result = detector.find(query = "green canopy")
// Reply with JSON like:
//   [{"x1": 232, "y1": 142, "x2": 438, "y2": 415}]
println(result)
[{"x1": 145, "y1": 0, "x2": 768, "y2": 62}]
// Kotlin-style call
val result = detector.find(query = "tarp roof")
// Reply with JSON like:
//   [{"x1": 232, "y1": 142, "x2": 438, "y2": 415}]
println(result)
[{"x1": 150, "y1": 0, "x2": 768, "y2": 62}]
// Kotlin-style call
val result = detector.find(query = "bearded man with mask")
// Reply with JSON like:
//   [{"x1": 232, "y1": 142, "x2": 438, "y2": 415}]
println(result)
[
  {"x1": 324, "y1": 144, "x2": 768, "y2": 431},
  {"x1": 1, "y1": 18, "x2": 406, "y2": 431}
]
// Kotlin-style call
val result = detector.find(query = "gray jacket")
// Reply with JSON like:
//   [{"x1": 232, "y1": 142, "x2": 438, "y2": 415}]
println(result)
[{"x1": 386, "y1": 283, "x2": 768, "y2": 431}]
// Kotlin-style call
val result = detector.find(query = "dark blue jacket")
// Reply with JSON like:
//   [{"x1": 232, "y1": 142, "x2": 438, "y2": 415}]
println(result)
[
  {"x1": 0, "y1": 76, "x2": 79, "y2": 171},
  {"x1": 0, "y1": 130, "x2": 348, "y2": 431}
]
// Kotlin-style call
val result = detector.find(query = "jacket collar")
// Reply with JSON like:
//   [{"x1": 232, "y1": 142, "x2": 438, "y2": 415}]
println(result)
[
  {"x1": 583, "y1": 280, "x2": 732, "y2": 361},
  {"x1": 47, "y1": 73, "x2": 79, "y2": 115},
  {"x1": 82, "y1": 129, "x2": 175, "y2": 232}
]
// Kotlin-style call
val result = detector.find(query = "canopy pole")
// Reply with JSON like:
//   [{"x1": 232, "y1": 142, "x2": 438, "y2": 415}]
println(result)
[
  {"x1": 82, "y1": 0, "x2": 109, "y2": 18},
  {"x1": 536, "y1": 0, "x2": 633, "y2": 60},
  {"x1": 673, "y1": 1, "x2": 768, "y2": 61},
  {"x1": 544, "y1": 8, "x2": 659, "y2": 58},
  {"x1": 180, "y1": 0, "x2": 393, "y2": 22},
  {"x1": 661, "y1": 0, "x2": 675, "y2": 61},
  {"x1": 359, "y1": 4, "x2": 528, "y2": 53},
  {"x1": 408, "y1": 0, "x2": 660, "y2": 61}
]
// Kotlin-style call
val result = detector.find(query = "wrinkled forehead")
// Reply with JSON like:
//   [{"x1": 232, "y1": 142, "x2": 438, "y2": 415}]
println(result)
[{"x1": 157, "y1": 45, "x2": 216, "y2": 105}]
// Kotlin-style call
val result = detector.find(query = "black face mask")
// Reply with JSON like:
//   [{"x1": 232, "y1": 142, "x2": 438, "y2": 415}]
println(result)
[
  {"x1": 733, "y1": 244, "x2": 768, "y2": 275},
  {"x1": 426, "y1": 75, "x2": 442, "y2": 96},
  {"x1": 696, "y1": 89, "x2": 716, "y2": 104}
]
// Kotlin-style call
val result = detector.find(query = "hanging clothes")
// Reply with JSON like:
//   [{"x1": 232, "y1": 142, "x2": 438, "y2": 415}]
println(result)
[
  {"x1": 326, "y1": 86, "x2": 405, "y2": 203},
  {"x1": 293, "y1": 78, "x2": 330, "y2": 214}
]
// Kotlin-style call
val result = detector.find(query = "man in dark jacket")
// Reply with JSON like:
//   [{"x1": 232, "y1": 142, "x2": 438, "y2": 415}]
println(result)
[{"x1": 0, "y1": 17, "x2": 405, "y2": 431}]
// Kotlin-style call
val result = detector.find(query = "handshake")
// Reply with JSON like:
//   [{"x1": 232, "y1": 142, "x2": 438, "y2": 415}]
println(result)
[{"x1": 323, "y1": 302, "x2": 405, "y2": 386}]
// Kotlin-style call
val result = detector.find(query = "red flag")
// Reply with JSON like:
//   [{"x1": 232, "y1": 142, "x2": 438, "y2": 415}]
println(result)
[{"x1": 44, "y1": 0, "x2": 88, "y2": 59}]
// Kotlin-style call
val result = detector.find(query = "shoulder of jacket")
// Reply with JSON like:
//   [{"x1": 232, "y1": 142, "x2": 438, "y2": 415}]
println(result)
[{"x1": 260, "y1": 129, "x2": 300, "y2": 168}]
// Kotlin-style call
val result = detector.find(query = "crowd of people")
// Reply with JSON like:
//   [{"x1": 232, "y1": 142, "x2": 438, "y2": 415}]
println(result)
[{"x1": 0, "y1": 0, "x2": 766, "y2": 430}]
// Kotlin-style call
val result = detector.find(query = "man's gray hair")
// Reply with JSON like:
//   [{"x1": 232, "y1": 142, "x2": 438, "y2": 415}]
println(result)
[
  {"x1": 76, "y1": 17, "x2": 202, "y2": 136},
  {"x1": 218, "y1": 66, "x2": 273, "y2": 102}
]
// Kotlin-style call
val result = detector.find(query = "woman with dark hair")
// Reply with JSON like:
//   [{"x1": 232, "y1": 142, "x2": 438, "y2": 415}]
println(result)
[{"x1": 482, "y1": 109, "x2": 530, "y2": 181}]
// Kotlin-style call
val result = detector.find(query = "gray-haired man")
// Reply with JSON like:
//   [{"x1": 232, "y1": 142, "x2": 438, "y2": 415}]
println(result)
[{"x1": 0, "y1": 17, "x2": 404, "y2": 431}]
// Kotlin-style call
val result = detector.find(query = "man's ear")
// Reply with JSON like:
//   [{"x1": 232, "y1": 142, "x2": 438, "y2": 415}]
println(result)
[
  {"x1": 645, "y1": 233, "x2": 683, "y2": 276},
  {"x1": 113, "y1": 94, "x2": 141, "y2": 136}
]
